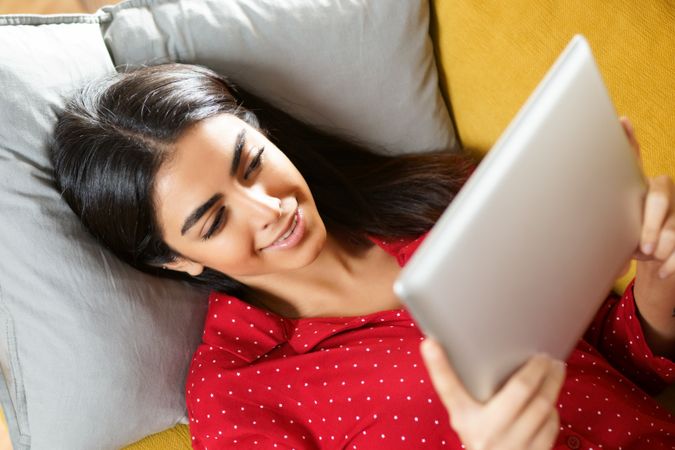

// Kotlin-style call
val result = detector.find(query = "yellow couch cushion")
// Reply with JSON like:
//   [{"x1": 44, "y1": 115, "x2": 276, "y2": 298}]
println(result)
[
  {"x1": 430, "y1": 0, "x2": 675, "y2": 293},
  {"x1": 0, "y1": 403, "x2": 188, "y2": 449},
  {"x1": 123, "y1": 424, "x2": 190, "y2": 450}
]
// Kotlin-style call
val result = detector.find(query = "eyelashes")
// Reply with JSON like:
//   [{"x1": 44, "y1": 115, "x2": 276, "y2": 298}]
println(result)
[
  {"x1": 244, "y1": 146, "x2": 265, "y2": 180},
  {"x1": 201, "y1": 206, "x2": 226, "y2": 241},
  {"x1": 200, "y1": 146, "x2": 265, "y2": 241}
]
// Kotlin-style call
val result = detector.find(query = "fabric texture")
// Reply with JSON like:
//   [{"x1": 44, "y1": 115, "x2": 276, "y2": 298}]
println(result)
[
  {"x1": 0, "y1": 1, "x2": 457, "y2": 449},
  {"x1": 185, "y1": 233, "x2": 675, "y2": 449},
  {"x1": 430, "y1": 0, "x2": 675, "y2": 295}
]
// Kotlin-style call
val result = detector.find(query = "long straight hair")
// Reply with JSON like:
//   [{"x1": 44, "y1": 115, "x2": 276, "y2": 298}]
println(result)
[{"x1": 50, "y1": 63, "x2": 477, "y2": 301}]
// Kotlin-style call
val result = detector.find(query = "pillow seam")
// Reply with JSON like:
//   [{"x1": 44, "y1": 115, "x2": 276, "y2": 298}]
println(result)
[
  {"x1": 0, "y1": 283, "x2": 30, "y2": 448},
  {"x1": 0, "y1": 15, "x2": 101, "y2": 26}
]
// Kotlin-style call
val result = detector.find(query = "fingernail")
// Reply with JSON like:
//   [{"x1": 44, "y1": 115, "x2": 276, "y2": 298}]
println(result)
[
  {"x1": 642, "y1": 243, "x2": 654, "y2": 255},
  {"x1": 658, "y1": 268, "x2": 668, "y2": 279}
]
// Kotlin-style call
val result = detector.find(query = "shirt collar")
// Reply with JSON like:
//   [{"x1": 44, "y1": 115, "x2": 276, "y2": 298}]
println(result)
[{"x1": 201, "y1": 232, "x2": 429, "y2": 365}]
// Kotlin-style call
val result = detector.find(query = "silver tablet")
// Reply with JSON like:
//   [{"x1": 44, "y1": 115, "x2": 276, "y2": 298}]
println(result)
[{"x1": 393, "y1": 35, "x2": 647, "y2": 402}]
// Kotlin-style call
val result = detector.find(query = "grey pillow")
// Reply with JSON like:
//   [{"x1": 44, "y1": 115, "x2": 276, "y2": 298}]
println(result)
[
  {"x1": 100, "y1": 0, "x2": 457, "y2": 155},
  {"x1": 0, "y1": 16, "x2": 209, "y2": 450},
  {"x1": 0, "y1": 1, "x2": 457, "y2": 449}
]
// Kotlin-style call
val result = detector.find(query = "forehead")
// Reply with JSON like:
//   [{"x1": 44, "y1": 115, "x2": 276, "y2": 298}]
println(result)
[
  {"x1": 160, "y1": 113, "x2": 245, "y2": 184},
  {"x1": 153, "y1": 114, "x2": 246, "y2": 233},
  {"x1": 175, "y1": 113, "x2": 246, "y2": 155}
]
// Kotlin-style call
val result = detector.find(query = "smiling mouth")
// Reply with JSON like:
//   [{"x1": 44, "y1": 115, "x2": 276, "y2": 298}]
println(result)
[
  {"x1": 261, "y1": 206, "x2": 303, "y2": 251},
  {"x1": 272, "y1": 210, "x2": 298, "y2": 245}
]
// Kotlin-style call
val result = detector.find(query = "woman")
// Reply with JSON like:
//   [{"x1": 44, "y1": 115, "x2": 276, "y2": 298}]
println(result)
[{"x1": 50, "y1": 63, "x2": 674, "y2": 449}]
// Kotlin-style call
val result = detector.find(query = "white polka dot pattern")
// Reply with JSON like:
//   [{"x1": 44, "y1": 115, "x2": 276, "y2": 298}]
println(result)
[{"x1": 185, "y1": 233, "x2": 675, "y2": 449}]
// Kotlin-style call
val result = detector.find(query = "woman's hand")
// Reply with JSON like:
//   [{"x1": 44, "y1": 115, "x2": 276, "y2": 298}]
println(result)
[
  {"x1": 420, "y1": 337, "x2": 565, "y2": 450},
  {"x1": 634, "y1": 171, "x2": 675, "y2": 277},
  {"x1": 618, "y1": 117, "x2": 675, "y2": 277},
  {"x1": 618, "y1": 117, "x2": 675, "y2": 358}
]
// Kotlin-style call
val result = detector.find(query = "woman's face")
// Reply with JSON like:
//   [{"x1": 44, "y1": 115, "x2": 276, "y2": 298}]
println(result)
[{"x1": 154, "y1": 113, "x2": 327, "y2": 279}]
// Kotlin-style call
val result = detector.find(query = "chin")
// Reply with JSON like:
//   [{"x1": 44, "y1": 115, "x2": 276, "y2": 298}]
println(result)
[
  {"x1": 295, "y1": 215, "x2": 326, "y2": 266},
  {"x1": 269, "y1": 211, "x2": 325, "y2": 263}
]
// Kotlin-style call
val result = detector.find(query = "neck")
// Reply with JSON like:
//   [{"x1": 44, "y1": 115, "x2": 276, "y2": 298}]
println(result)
[{"x1": 244, "y1": 229, "x2": 398, "y2": 318}]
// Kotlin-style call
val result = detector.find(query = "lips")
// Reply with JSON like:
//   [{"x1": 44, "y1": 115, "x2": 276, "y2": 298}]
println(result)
[{"x1": 267, "y1": 207, "x2": 298, "y2": 248}]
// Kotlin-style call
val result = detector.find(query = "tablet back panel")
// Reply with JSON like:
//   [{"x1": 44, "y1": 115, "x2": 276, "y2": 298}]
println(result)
[{"x1": 394, "y1": 35, "x2": 646, "y2": 402}]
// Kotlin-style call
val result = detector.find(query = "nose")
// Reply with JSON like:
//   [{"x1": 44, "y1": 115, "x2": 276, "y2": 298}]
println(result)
[{"x1": 231, "y1": 184, "x2": 282, "y2": 229}]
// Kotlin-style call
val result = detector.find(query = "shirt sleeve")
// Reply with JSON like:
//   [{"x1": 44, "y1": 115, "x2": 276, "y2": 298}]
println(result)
[
  {"x1": 186, "y1": 367, "x2": 317, "y2": 450},
  {"x1": 583, "y1": 277, "x2": 675, "y2": 395}
]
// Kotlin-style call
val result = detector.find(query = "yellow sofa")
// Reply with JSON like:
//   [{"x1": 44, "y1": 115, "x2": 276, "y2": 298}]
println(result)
[
  {"x1": 430, "y1": 0, "x2": 675, "y2": 295},
  {"x1": 1, "y1": 1, "x2": 672, "y2": 449}
]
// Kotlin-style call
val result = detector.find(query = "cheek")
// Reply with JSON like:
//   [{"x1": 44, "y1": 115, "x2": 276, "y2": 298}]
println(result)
[
  {"x1": 268, "y1": 149, "x2": 303, "y2": 180},
  {"x1": 267, "y1": 155, "x2": 296, "y2": 181},
  {"x1": 201, "y1": 232, "x2": 265, "y2": 276}
]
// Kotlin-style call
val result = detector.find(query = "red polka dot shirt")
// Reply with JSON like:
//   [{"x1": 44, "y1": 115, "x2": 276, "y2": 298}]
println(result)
[{"x1": 186, "y1": 231, "x2": 675, "y2": 449}]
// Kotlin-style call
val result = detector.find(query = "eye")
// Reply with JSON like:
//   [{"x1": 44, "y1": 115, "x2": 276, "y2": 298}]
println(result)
[
  {"x1": 243, "y1": 146, "x2": 265, "y2": 180},
  {"x1": 201, "y1": 206, "x2": 226, "y2": 241}
]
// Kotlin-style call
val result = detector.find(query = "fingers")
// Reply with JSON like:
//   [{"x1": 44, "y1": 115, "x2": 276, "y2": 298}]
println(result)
[
  {"x1": 616, "y1": 118, "x2": 675, "y2": 279},
  {"x1": 484, "y1": 355, "x2": 556, "y2": 432},
  {"x1": 421, "y1": 346, "x2": 566, "y2": 450},
  {"x1": 619, "y1": 116, "x2": 640, "y2": 160},
  {"x1": 420, "y1": 337, "x2": 475, "y2": 412},
  {"x1": 501, "y1": 358, "x2": 565, "y2": 447},
  {"x1": 528, "y1": 409, "x2": 561, "y2": 450},
  {"x1": 635, "y1": 175, "x2": 675, "y2": 279},
  {"x1": 640, "y1": 176, "x2": 673, "y2": 256},
  {"x1": 616, "y1": 260, "x2": 632, "y2": 279},
  {"x1": 657, "y1": 250, "x2": 675, "y2": 279},
  {"x1": 653, "y1": 220, "x2": 675, "y2": 260},
  {"x1": 621, "y1": 118, "x2": 675, "y2": 278}
]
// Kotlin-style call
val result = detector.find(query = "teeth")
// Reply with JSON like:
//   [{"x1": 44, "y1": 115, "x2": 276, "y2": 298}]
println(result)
[{"x1": 276, "y1": 213, "x2": 297, "y2": 243}]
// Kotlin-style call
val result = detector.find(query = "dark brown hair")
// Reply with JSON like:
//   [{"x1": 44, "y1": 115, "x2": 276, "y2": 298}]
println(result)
[{"x1": 50, "y1": 63, "x2": 477, "y2": 301}]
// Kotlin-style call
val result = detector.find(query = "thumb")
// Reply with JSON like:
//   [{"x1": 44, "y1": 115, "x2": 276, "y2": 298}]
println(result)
[
  {"x1": 632, "y1": 248, "x2": 654, "y2": 262},
  {"x1": 619, "y1": 116, "x2": 642, "y2": 169},
  {"x1": 617, "y1": 260, "x2": 632, "y2": 279},
  {"x1": 420, "y1": 337, "x2": 476, "y2": 412}
]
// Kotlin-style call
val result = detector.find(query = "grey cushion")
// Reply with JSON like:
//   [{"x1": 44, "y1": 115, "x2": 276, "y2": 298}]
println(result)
[
  {"x1": 0, "y1": 18, "x2": 208, "y2": 450},
  {"x1": 0, "y1": 15, "x2": 209, "y2": 450},
  {"x1": 100, "y1": 0, "x2": 457, "y2": 155},
  {"x1": 0, "y1": 1, "x2": 457, "y2": 449}
]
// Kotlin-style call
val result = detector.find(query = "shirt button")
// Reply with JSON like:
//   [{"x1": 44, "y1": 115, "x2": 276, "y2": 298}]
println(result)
[{"x1": 566, "y1": 435, "x2": 581, "y2": 449}]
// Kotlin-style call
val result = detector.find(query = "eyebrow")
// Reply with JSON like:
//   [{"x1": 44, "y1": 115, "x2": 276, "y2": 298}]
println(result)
[{"x1": 180, "y1": 128, "x2": 246, "y2": 236}]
